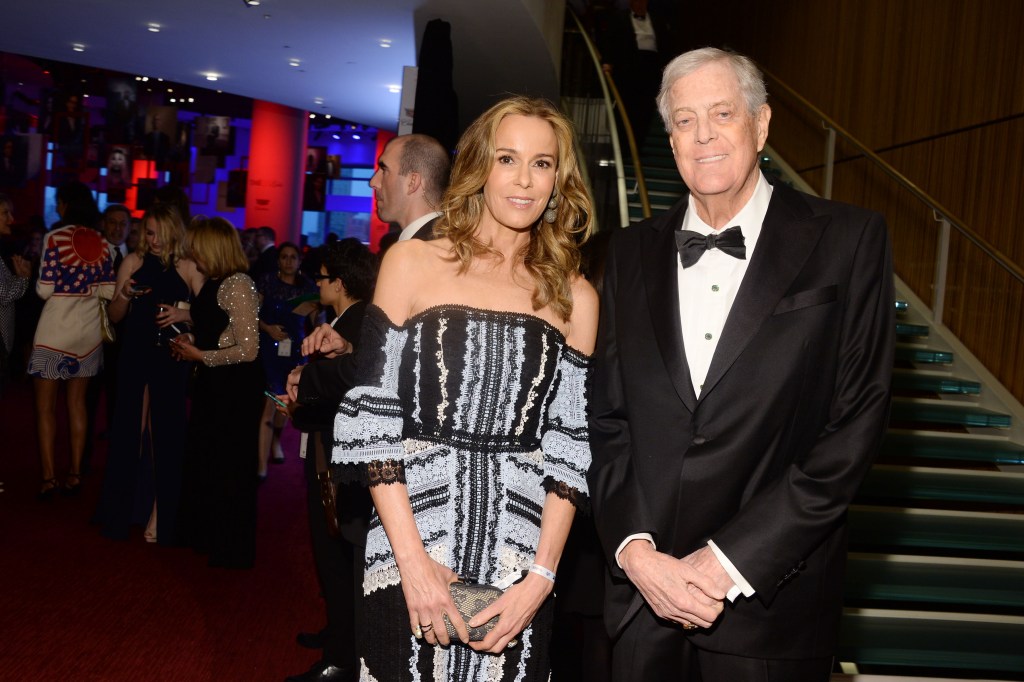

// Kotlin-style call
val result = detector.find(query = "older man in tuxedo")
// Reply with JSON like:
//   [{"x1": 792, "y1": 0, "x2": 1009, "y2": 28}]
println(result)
[{"x1": 588, "y1": 47, "x2": 895, "y2": 681}]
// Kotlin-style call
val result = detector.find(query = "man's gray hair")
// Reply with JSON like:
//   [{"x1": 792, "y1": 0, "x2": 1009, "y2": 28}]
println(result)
[
  {"x1": 657, "y1": 47, "x2": 768, "y2": 131},
  {"x1": 396, "y1": 134, "x2": 451, "y2": 206}
]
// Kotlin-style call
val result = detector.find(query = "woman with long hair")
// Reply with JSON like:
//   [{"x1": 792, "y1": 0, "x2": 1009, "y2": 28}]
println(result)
[
  {"x1": 172, "y1": 217, "x2": 264, "y2": 568},
  {"x1": 94, "y1": 203, "x2": 203, "y2": 544},
  {"x1": 332, "y1": 96, "x2": 598, "y2": 680},
  {"x1": 29, "y1": 182, "x2": 114, "y2": 499}
]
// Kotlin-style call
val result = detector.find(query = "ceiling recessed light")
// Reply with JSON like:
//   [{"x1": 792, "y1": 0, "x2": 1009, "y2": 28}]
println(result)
[
  {"x1": 324, "y1": 114, "x2": 331, "y2": 119},
  {"x1": 167, "y1": 88, "x2": 173, "y2": 93},
  {"x1": 83, "y1": 93, "x2": 90, "y2": 98},
  {"x1": 309, "y1": 113, "x2": 316, "y2": 119},
  {"x1": 188, "y1": 97, "x2": 195, "y2": 103},
  {"x1": 147, "y1": 23, "x2": 161, "y2": 32},
  {"x1": 332, "y1": 134, "x2": 340, "y2": 140},
  {"x1": 289, "y1": 59, "x2": 300, "y2": 67},
  {"x1": 243, "y1": 0, "x2": 260, "y2": 6},
  {"x1": 72, "y1": 43, "x2": 85, "y2": 52},
  {"x1": 379, "y1": 39, "x2": 392, "y2": 48},
  {"x1": 352, "y1": 134, "x2": 361, "y2": 140},
  {"x1": 169, "y1": 98, "x2": 176, "y2": 103},
  {"x1": 388, "y1": 85, "x2": 401, "y2": 93},
  {"x1": 205, "y1": 73, "x2": 219, "y2": 82}
]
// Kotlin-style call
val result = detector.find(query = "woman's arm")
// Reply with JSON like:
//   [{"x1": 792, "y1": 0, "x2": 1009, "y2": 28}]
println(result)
[
  {"x1": 107, "y1": 253, "x2": 141, "y2": 323},
  {"x1": 369, "y1": 481, "x2": 471, "y2": 647},
  {"x1": 199, "y1": 273, "x2": 260, "y2": 366},
  {"x1": 0, "y1": 256, "x2": 29, "y2": 306}
]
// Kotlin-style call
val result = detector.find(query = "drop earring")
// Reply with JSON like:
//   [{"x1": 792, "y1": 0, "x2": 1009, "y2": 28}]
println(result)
[{"x1": 544, "y1": 194, "x2": 558, "y2": 224}]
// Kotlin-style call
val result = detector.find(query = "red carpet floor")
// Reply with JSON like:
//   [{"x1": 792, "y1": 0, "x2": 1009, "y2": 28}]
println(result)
[{"x1": 0, "y1": 376, "x2": 327, "y2": 681}]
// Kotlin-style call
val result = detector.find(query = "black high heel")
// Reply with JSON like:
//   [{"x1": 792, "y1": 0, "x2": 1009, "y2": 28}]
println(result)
[
  {"x1": 61, "y1": 472, "x2": 82, "y2": 496},
  {"x1": 37, "y1": 478, "x2": 59, "y2": 501}
]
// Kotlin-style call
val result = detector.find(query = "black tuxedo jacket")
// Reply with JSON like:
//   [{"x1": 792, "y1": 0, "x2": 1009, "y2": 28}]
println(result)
[
  {"x1": 411, "y1": 215, "x2": 441, "y2": 241},
  {"x1": 588, "y1": 181, "x2": 894, "y2": 659},
  {"x1": 294, "y1": 300, "x2": 368, "y2": 431}
]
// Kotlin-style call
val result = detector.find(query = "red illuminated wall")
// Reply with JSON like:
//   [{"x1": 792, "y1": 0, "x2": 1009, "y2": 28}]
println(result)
[
  {"x1": 245, "y1": 100, "x2": 307, "y2": 243},
  {"x1": 369, "y1": 130, "x2": 396, "y2": 252}
]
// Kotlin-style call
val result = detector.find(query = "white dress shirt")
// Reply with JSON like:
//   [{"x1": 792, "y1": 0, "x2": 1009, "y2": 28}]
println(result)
[
  {"x1": 398, "y1": 211, "x2": 442, "y2": 242},
  {"x1": 617, "y1": 173, "x2": 774, "y2": 602}
]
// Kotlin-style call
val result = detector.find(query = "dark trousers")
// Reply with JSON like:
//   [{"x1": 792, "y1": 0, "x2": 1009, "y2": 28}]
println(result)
[
  {"x1": 612, "y1": 605, "x2": 833, "y2": 682},
  {"x1": 304, "y1": 447, "x2": 362, "y2": 668}
]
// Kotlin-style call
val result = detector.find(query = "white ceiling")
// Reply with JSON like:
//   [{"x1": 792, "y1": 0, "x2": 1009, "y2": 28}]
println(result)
[{"x1": 0, "y1": 0, "x2": 564, "y2": 132}]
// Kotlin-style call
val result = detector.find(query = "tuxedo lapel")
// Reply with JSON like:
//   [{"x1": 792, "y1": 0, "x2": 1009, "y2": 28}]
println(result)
[
  {"x1": 642, "y1": 200, "x2": 697, "y2": 412},
  {"x1": 700, "y1": 184, "x2": 830, "y2": 400}
]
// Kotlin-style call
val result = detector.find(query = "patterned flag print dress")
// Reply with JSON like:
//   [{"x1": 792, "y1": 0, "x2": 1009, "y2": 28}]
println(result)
[{"x1": 332, "y1": 304, "x2": 592, "y2": 682}]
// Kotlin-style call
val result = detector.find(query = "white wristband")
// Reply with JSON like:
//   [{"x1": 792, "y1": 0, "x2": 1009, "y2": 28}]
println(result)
[{"x1": 529, "y1": 563, "x2": 556, "y2": 583}]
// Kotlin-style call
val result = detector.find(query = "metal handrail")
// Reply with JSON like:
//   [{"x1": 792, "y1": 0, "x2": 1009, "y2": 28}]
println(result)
[
  {"x1": 565, "y1": 7, "x2": 651, "y2": 225},
  {"x1": 763, "y1": 67, "x2": 1024, "y2": 286}
]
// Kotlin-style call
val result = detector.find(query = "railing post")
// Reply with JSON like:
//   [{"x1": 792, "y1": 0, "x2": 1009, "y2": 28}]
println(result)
[
  {"x1": 933, "y1": 212, "x2": 952, "y2": 325},
  {"x1": 823, "y1": 123, "x2": 836, "y2": 200}
]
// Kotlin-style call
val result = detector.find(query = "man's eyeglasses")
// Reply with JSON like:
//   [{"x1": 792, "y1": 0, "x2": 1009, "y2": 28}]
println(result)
[{"x1": 312, "y1": 273, "x2": 333, "y2": 282}]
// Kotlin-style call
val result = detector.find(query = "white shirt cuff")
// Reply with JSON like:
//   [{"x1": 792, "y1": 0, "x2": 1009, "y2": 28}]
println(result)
[
  {"x1": 707, "y1": 539, "x2": 755, "y2": 601},
  {"x1": 615, "y1": 533, "x2": 656, "y2": 568}
]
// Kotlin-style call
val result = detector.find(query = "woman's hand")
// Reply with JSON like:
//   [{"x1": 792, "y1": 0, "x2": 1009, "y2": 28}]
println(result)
[
  {"x1": 301, "y1": 323, "x2": 351, "y2": 357},
  {"x1": 265, "y1": 323, "x2": 289, "y2": 342},
  {"x1": 467, "y1": 573, "x2": 553, "y2": 653},
  {"x1": 156, "y1": 304, "x2": 191, "y2": 328},
  {"x1": 169, "y1": 333, "x2": 202, "y2": 362},
  {"x1": 11, "y1": 254, "x2": 31, "y2": 278},
  {"x1": 398, "y1": 553, "x2": 469, "y2": 647}
]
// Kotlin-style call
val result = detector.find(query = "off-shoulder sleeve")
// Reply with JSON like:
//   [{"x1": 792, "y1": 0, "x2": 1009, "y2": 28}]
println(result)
[
  {"x1": 540, "y1": 345, "x2": 593, "y2": 511},
  {"x1": 331, "y1": 304, "x2": 408, "y2": 485},
  {"x1": 201, "y1": 273, "x2": 260, "y2": 367}
]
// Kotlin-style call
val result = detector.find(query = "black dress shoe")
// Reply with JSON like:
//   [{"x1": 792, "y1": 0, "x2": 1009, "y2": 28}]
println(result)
[
  {"x1": 285, "y1": 660, "x2": 357, "y2": 682},
  {"x1": 295, "y1": 630, "x2": 326, "y2": 649}
]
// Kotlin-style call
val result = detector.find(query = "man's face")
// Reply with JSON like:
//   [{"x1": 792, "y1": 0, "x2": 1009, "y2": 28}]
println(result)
[
  {"x1": 104, "y1": 210, "x2": 131, "y2": 245},
  {"x1": 369, "y1": 138, "x2": 407, "y2": 224},
  {"x1": 667, "y1": 61, "x2": 769, "y2": 206}
]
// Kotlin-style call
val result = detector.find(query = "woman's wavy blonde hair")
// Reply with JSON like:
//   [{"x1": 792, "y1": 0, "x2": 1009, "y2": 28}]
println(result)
[
  {"x1": 140, "y1": 203, "x2": 186, "y2": 269},
  {"x1": 186, "y1": 216, "x2": 249, "y2": 280},
  {"x1": 435, "y1": 96, "x2": 593, "y2": 321}
]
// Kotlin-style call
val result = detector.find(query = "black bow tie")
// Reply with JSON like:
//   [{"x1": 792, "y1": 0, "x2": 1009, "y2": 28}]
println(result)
[{"x1": 675, "y1": 226, "x2": 746, "y2": 268}]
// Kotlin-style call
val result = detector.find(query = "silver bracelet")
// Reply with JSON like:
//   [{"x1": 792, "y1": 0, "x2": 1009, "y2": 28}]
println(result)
[{"x1": 529, "y1": 563, "x2": 556, "y2": 583}]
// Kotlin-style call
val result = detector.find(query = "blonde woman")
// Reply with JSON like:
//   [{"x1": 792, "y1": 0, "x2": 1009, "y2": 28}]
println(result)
[
  {"x1": 172, "y1": 217, "x2": 264, "y2": 568},
  {"x1": 94, "y1": 203, "x2": 203, "y2": 544},
  {"x1": 332, "y1": 96, "x2": 598, "y2": 680}
]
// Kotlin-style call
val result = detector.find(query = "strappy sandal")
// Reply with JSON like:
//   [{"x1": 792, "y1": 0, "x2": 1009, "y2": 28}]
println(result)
[
  {"x1": 61, "y1": 472, "x2": 82, "y2": 497},
  {"x1": 37, "y1": 478, "x2": 59, "y2": 501}
]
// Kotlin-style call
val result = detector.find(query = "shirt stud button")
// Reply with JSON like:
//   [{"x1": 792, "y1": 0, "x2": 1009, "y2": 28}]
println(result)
[
  {"x1": 711, "y1": 284, "x2": 720, "y2": 292},
  {"x1": 704, "y1": 333, "x2": 712, "y2": 340}
]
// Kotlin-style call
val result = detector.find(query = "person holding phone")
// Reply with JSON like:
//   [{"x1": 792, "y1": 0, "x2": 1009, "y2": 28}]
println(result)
[
  {"x1": 172, "y1": 216, "x2": 264, "y2": 569},
  {"x1": 94, "y1": 203, "x2": 203, "y2": 544}
]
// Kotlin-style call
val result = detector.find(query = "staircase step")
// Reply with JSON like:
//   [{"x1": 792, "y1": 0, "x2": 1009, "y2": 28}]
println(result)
[
  {"x1": 891, "y1": 372, "x2": 981, "y2": 396},
  {"x1": 847, "y1": 506, "x2": 1024, "y2": 556},
  {"x1": 890, "y1": 398, "x2": 1012, "y2": 429},
  {"x1": 857, "y1": 466, "x2": 1024, "y2": 507},
  {"x1": 896, "y1": 322, "x2": 930, "y2": 337},
  {"x1": 837, "y1": 609, "x2": 1024, "y2": 674},
  {"x1": 844, "y1": 554, "x2": 1024, "y2": 610},
  {"x1": 881, "y1": 431, "x2": 1024, "y2": 466},
  {"x1": 895, "y1": 345, "x2": 954, "y2": 364}
]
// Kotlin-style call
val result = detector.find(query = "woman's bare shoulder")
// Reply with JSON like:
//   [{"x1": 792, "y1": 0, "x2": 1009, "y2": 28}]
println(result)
[{"x1": 566, "y1": 274, "x2": 599, "y2": 355}]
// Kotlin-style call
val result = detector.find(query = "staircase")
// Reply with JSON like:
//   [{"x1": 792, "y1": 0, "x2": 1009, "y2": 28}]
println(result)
[{"x1": 624, "y1": 130, "x2": 1024, "y2": 679}]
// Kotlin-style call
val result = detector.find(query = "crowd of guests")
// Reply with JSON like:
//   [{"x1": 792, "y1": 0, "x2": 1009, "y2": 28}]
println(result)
[{"x1": 0, "y1": 45, "x2": 895, "y2": 682}]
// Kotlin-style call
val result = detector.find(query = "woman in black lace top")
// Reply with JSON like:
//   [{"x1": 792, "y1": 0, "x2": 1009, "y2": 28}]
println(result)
[{"x1": 332, "y1": 96, "x2": 598, "y2": 681}]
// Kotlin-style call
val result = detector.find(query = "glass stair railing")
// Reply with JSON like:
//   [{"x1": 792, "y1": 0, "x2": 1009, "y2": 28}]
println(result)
[
  {"x1": 844, "y1": 554, "x2": 1024, "y2": 611},
  {"x1": 857, "y1": 466, "x2": 1024, "y2": 507},
  {"x1": 889, "y1": 399, "x2": 1013, "y2": 429},
  {"x1": 879, "y1": 432, "x2": 1024, "y2": 466},
  {"x1": 846, "y1": 506, "x2": 1024, "y2": 556},
  {"x1": 891, "y1": 370, "x2": 981, "y2": 396},
  {"x1": 895, "y1": 345, "x2": 954, "y2": 365}
]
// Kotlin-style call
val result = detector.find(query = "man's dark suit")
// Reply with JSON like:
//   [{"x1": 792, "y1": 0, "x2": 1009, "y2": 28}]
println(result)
[
  {"x1": 588, "y1": 181, "x2": 894, "y2": 671},
  {"x1": 410, "y1": 215, "x2": 440, "y2": 241},
  {"x1": 293, "y1": 300, "x2": 369, "y2": 675}
]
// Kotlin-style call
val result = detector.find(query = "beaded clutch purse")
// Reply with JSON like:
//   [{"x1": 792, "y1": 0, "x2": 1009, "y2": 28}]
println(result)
[{"x1": 443, "y1": 582, "x2": 503, "y2": 642}]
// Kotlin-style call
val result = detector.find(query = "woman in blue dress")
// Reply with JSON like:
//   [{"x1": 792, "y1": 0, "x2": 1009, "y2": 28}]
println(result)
[
  {"x1": 94, "y1": 203, "x2": 204, "y2": 544},
  {"x1": 255, "y1": 241, "x2": 314, "y2": 477}
]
